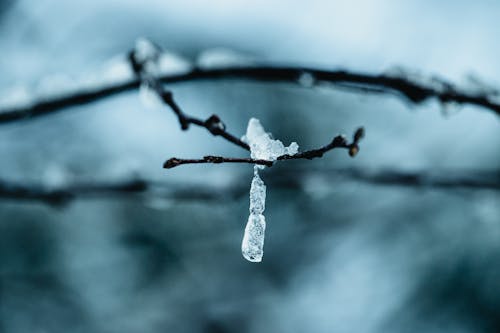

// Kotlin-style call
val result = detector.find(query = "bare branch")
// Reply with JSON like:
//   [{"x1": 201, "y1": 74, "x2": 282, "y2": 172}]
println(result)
[
  {"x1": 279, "y1": 127, "x2": 365, "y2": 160},
  {"x1": 164, "y1": 127, "x2": 365, "y2": 169},
  {"x1": 0, "y1": 168, "x2": 497, "y2": 206},
  {"x1": 128, "y1": 47, "x2": 250, "y2": 150},
  {"x1": 1, "y1": 62, "x2": 499, "y2": 125},
  {"x1": 164, "y1": 156, "x2": 273, "y2": 169}
]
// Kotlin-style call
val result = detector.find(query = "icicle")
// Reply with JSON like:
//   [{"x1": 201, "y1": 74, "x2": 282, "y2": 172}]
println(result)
[
  {"x1": 241, "y1": 118, "x2": 299, "y2": 262},
  {"x1": 241, "y1": 166, "x2": 267, "y2": 262}
]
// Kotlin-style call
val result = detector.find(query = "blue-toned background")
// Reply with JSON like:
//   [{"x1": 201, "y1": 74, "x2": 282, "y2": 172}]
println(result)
[{"x1": 0, "y1": 1, "x2": 499, "y2": 332}]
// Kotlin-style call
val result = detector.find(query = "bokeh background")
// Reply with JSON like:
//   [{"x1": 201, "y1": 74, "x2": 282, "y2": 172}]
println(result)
[{"x1": 0, "y1": 1, "x2": 499, "y2": 332}]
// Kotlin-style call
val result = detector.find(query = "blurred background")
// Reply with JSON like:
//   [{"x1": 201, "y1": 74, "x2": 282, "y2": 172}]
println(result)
[{"x1": 0, "y1": 0, "x2": 499, "y2": 332}]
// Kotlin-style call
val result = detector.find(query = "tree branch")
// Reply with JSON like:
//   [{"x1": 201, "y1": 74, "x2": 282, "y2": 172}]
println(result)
[
  {"x1": 128, "y1": 46, "x2": 250, "y2": 150},
  {"x1": 128, "y1": 41, "x2": 365, "y2": 168},
  {"x1": 1, "y1": 57, "x2": 499, "y2": 125},
  {"x1": 163, "y1": 127, "x2": 365, "y2": 169},
  {"x1": 0, "y1": 168, "x2": 497, "y2": 206},
  {"x1": 164, "y1": 156, "x2": 272, "y2": 169}
]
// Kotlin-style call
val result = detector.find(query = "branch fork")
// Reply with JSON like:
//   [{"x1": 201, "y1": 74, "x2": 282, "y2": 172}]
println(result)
[{"x1": 127, "y1": 41, "x2": 366, "y2": 170}]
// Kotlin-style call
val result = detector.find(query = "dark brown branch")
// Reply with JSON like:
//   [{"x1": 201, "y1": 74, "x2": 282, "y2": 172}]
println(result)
[
  {"x1": 278, "y1": 127, "x2": 365, "y2": 161},
  {"x1": 164, "y1": 156, "x2": 273, "y2": 169},
  {"x1": 163, "y1": 127, "x2": 365, "y2": 169},
  {"x1": 0, "y1": 168, "x2": 497, "y2": 206},
  {"x1": 0, "y1": 179, "x2": 149, "y2": 206},
  {"x1": 1, "y1": 63, "x2": 499, "y2": 124},
  {"x1": 279, "y1": 167, "x2": 500, "y2": 191},
  {"x1": 128, "y1": 48, "x2": 250, "y2": 150}
]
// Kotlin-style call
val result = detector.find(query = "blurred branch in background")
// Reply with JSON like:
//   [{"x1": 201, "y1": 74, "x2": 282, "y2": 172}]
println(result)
[
  {"x1": 0, "y1": 40, "x2": 499, "y2": 125},
  {"x1": 0, "y1": 168, "x2": 497, "y2": 206}
]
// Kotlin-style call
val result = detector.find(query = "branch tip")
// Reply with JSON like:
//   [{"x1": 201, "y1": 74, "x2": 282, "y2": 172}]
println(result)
[
  {"x1": 354, "y1": 127, "x2": 365, "y2": 142},
  {"x1": 163, "y1": 158, "x2": 181, "y2": 169},
  {"x1": 349, "y1": 145, "x2": 359, "y2": 157}
]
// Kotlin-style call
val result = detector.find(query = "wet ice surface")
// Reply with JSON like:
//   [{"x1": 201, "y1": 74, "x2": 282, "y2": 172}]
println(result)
[
  {"x1": 241, "y1": 118, "x2": 299, "y2": 262},
  {"x1": 242, "y1": 118, "x2": 299, "y2": 164},
  {"x1": 241, "y1": 168, "x2": 267, "y2": 262}
]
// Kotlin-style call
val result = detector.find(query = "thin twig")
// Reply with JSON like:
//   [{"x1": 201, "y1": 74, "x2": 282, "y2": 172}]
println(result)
[
  {"x1": 279, "y1": 127, "x2": 365, "y2": 160},
  {"x1": 164, "y1": 127, "x2": 365, "y2": 169},
  {"x1": 128, "y1": 48, "x2": 250, "y2": 150},
  {"x1": 164, "y1": 156, "x2": 273, "y2": 169},
  {"x1": 129, "y1": 42, "x2": 364, "y2": 166},
  {"x1": 1, "y1": 64, "x2": 499, "y2": 124}
]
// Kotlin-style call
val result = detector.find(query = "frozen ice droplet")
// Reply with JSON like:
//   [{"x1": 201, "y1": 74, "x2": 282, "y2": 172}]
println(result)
[{"x1": 241, "y1": 213, "x2": 266, "y2": 262}]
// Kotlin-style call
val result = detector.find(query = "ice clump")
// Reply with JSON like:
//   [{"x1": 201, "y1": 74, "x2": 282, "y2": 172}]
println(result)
[
  {"x1": 196, "y1": 48, "x2": 254, "y2": 69},
  {"x1": 100, "y1": 57, "x2": 135, "y2": 84},
  {"x1": 157, "y1": 53, "x2": 192, "y2": 75},
  {"x1": 134, "y1": 38, "x2": 192, "y2": 76},
  {"x1": 242, "y1": 118, "x2": 299, "y2": 167},
  {"x1": 134, "y1": 38, "x2": 161, "y2": 74},
  {"x1": 241, "y1": 118, "x2": 299, "y2": 262},
  {"x1": 0, "y1": 85, "x2": 33, "y2": 110}
]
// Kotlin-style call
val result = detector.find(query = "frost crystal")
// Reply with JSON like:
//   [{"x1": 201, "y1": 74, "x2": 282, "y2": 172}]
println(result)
[{"x1": 241, "y1": 118, "x2": 299, "y2": 262}]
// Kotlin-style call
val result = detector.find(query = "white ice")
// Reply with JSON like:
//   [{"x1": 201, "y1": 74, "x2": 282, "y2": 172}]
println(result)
[
  {"x1": 133, "y1": 38, "x2": 193, "y2": 77},
  {"x1": 157, "y1": 53, "x2": 192, "y2": 76},
  {"x1": 134, "y1": 38, "x2": 161, "y2": 74},
  {"x1": 196, "y1": 47, "x2": 254, "y2": 69},
  {"x1": 242, "y1": 117, "x2": 299, "y2": 165},
  {"x1": 0, "y1": 85, "x2": 33, "y2": 110},
  {"x1": 241, "y1": 118, "x2": 299, "y2": 262},
  {"x1": 241, "y1": 167, "x2": 267, "y2": 262}
]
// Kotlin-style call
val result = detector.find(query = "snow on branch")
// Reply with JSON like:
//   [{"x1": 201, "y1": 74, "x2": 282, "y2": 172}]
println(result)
[
  {"x1": 1, "y1": 42, "x2": 500, "y2": 124},
  {"x1": 128, "y1": 40, "x2": 251, "y2": 150}
]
